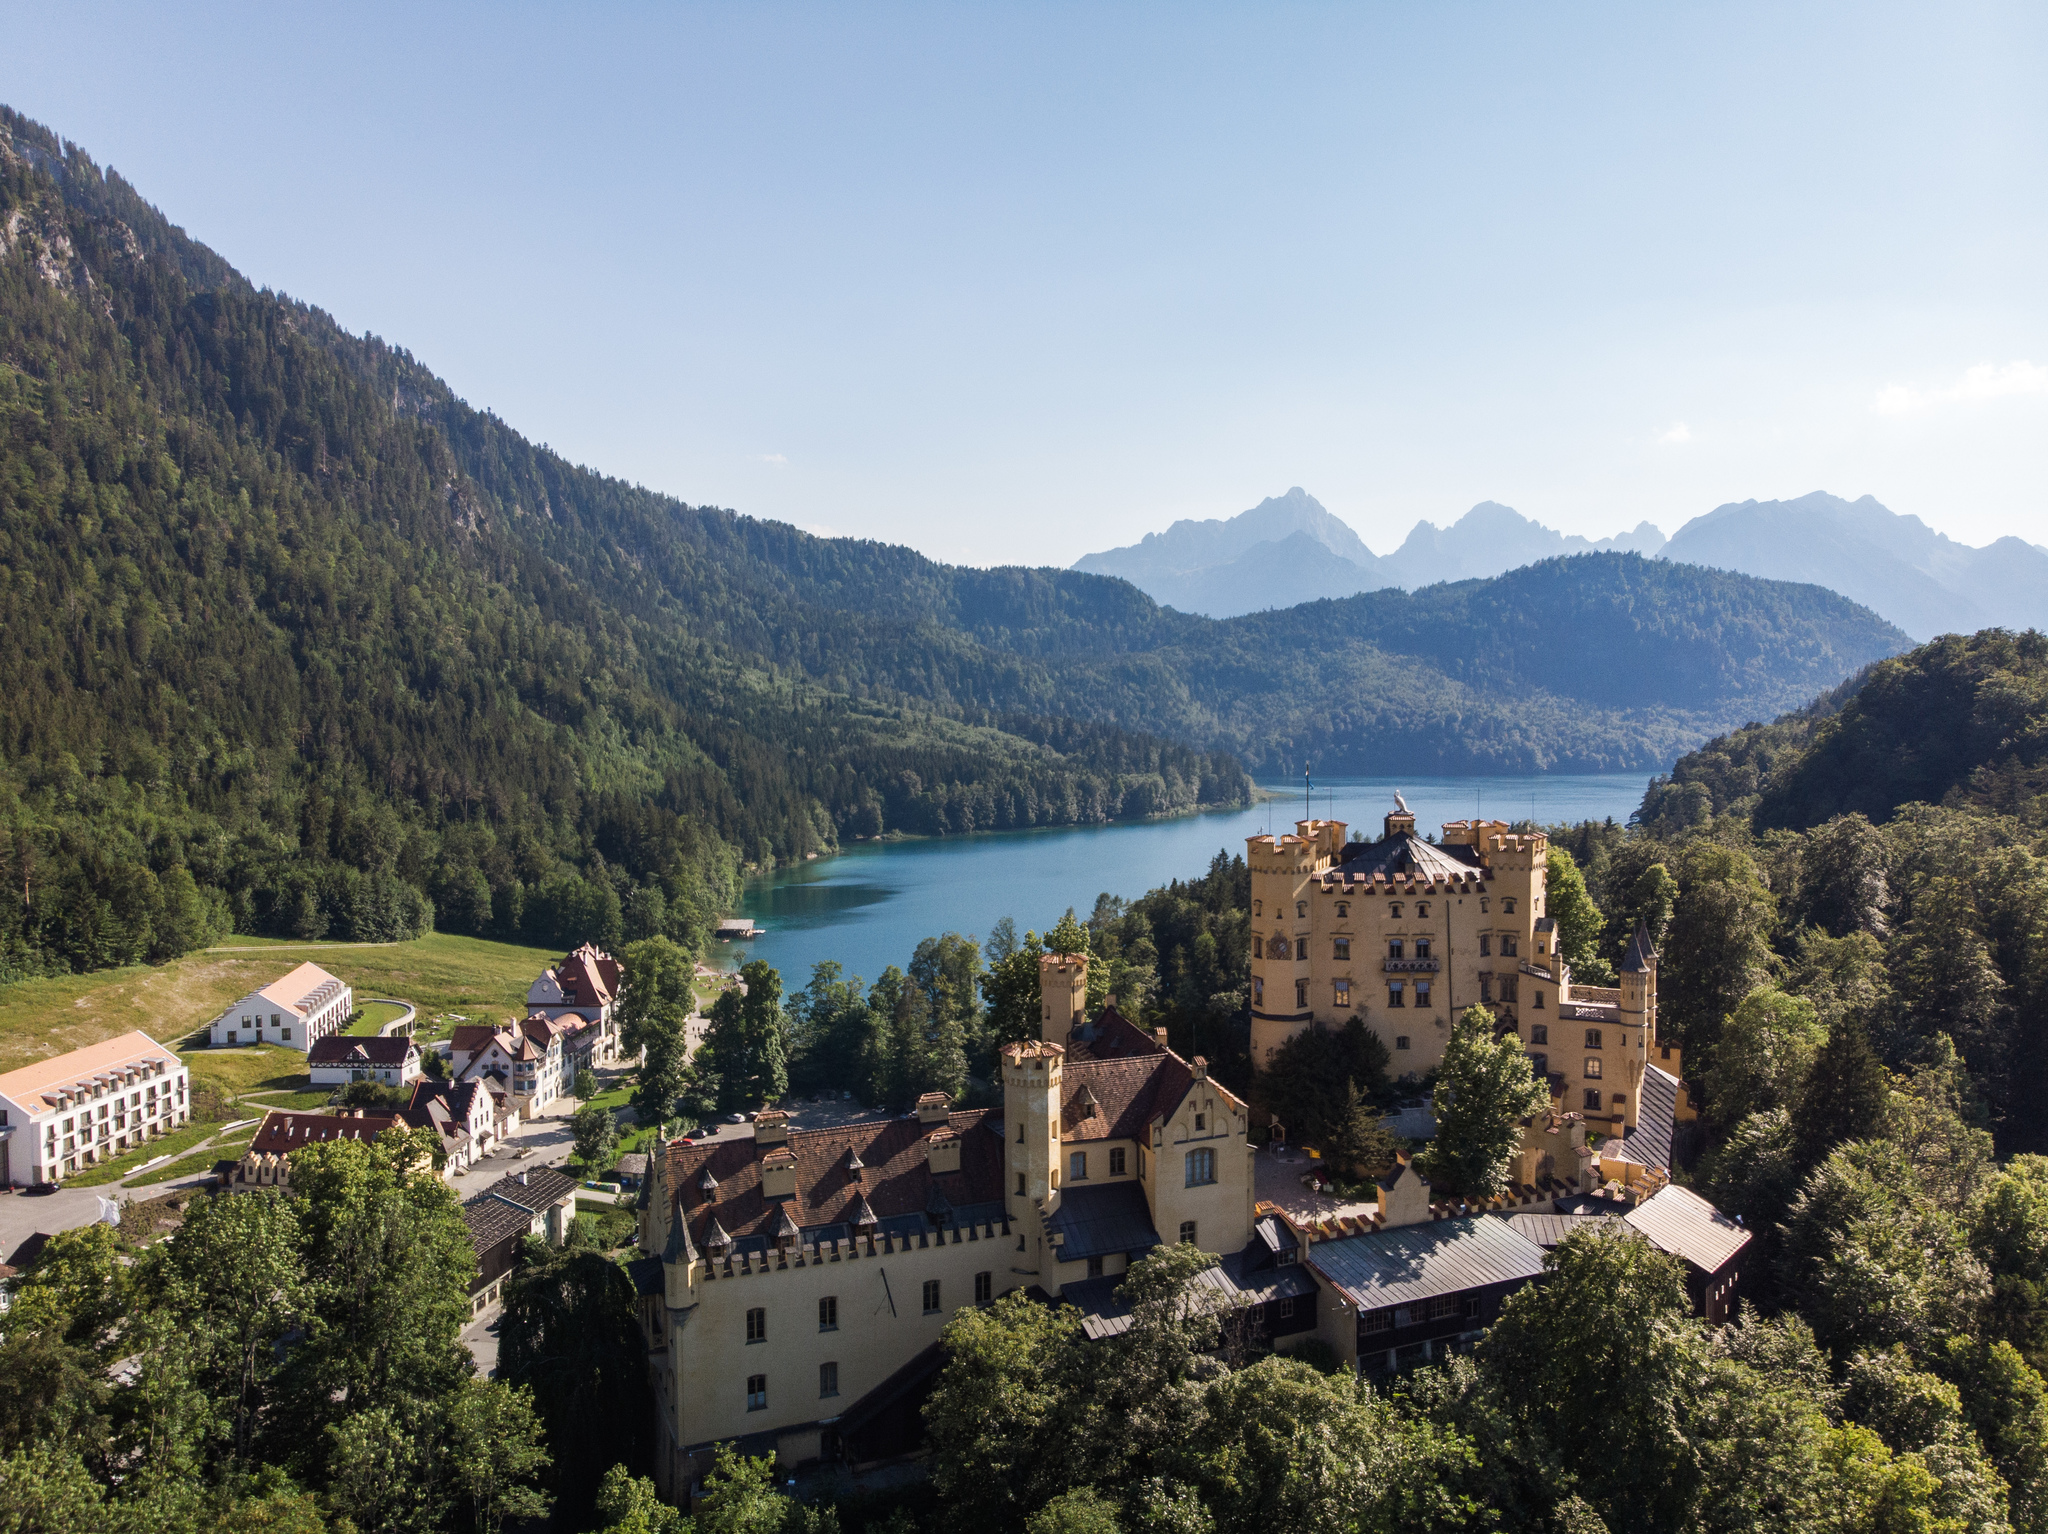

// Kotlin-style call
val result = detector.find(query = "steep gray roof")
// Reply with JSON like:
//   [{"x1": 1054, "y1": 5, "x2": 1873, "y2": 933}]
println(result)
[
  {"x1": 1625, "y1": 1185, "x2": 1750, "y2": 1275},
  {"x1": 1307, "y1": 1215, "x2": 1547, "y2": 1312},
  {"x1": 1604, "y1": 1064, "x2": 1678, "y2": 1172},
  {"x1": 1336, "y1": 832, "x2": 1484, "y2": 883},
  {"x1": 1046, "y1": 1181, "x2": 1162, "y2": 1262},
  {"x1": 1621, "y1": 921, "x2": 1659, "y2": 974}
]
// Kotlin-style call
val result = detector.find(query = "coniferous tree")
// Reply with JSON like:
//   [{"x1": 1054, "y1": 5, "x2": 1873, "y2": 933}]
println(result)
[{"x1": 1795, "y1": 1015, "x2": 1892, "y2": 1166}]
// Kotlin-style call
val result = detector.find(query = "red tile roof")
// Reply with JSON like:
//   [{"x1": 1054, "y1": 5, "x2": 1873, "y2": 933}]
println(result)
[
  {"x1": 248, "y1": 1108, "x2": 402, "y2": 1155},
  {"x1": 665, "y1": 1108, "x2": 1007, "y2": 1249}
]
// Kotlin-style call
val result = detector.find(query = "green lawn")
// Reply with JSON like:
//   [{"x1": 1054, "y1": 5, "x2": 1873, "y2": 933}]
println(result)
[
  {"x1": 0, "y1": 932, "x2": 557, "y2": 1073},
  {"x1": 180, "y1": 1045, "x2": 313, "y2": 1100},
  {"x1": 126, "y1": 1133, "x2": 256, "y2": 1188},
  {"x1": 242, "y1": 1088, "x2": 334, "y2": 1111},
  {"x1": 349, "y1": 1000, "x2": 412, "y2": 1036},
  {"x1": 64, "y1": 1113, "x2": 248, "y2": 1187}
]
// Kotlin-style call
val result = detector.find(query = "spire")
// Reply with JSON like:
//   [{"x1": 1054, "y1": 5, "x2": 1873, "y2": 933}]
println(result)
[
  {"x1": 698, "y1": 1167, "x2": 719, "y2": 1196},
  {"x1": 849, "y1": 1193, "x2": 879, "y2": 1228},
  {"x1": 1621, "y1": 919, "x2": 1658, "y2": 973}
]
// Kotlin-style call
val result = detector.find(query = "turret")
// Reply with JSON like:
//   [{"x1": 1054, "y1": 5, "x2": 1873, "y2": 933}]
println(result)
[
  {"x1": 1038, "y1": 954, "x2": 1087, "y2": 1044},
  {"x1": 1002, "y1": 1039, "x2": 1065, "y2": 1219}
]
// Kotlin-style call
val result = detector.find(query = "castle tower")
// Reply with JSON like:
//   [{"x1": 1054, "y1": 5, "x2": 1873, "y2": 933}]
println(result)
[
  {"x1": 1001, "y1": 1039, "x2": 1065, "y2": 1220},
  {"x1": 1038, "y1": 953, "x2": 1087, "y2": 1045},
  {"x1": 1618, "y1": 921, "x2": 1669, "y2": 1124},
  {"x1": 1246, "y1": 818, "x2": 1346, "y2": 1071}
]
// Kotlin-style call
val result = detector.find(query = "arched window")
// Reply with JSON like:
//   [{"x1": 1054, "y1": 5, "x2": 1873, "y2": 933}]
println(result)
[
  {"x1": 1253, "y1": 900, "x2": 1262, "y2": 916},
  {"x1": 1185, "y1": 1148, "x2": 1217, "y2": 1187}
]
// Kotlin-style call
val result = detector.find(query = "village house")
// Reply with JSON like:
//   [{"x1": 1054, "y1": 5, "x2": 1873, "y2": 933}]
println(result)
[
  {"x1": 307, "y1": 1035, "x2": 421, "y2": 1090},
  {"x1": 404, "y1": 1076, "x2": 509, "y2": 1170},
  {"x1": 207, "y1": 962, "x2": 353, "y2": 1052},
  {"x1": 462, "y1": 1165, "x2": 578, "y2": 1314},
  {"x1": 226, "y1": 1107, "x2": 408, "y2": 1192},
  {"x1": 451, "y1": 1016, "x2": 570, "y2": 1115},
  {"x1": 0, "y1": 1032, "x2": 190, "y2": 1187},
  {"x1": 526, "y1": 944, "x2": 625, "y2": 1067}
]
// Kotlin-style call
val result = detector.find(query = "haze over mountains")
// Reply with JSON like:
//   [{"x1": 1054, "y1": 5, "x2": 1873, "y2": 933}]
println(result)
[{"x1": 1078, "y1": 488, "x2": 2048, "y2": 640}]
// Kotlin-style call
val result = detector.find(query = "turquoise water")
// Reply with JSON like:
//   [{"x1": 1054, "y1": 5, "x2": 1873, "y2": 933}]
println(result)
[{"x1": 722, "y1": 773, "x2": 1652, "y2": 988}]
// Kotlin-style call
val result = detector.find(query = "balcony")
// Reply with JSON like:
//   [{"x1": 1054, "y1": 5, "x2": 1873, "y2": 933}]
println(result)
[
  {"x1": 1519, "y1": 961, "x2": 1555, "y2": 982},
  {"x1": 1383, "y1": 958, "x2": 1440, "y2": 973}
]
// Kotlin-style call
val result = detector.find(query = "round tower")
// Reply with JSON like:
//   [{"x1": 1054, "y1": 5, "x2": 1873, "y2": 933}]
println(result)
[
  {"x1": 1001, "y1": 1039, "x2": 1065, "y2": 1218},
  {"x1": 1038, "y1": 953, "x2": 1087, "y2": 1044}
]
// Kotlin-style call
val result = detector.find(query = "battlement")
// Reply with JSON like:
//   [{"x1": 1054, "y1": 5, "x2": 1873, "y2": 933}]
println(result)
[
  {"x1": 1002, "y1": 1039, "x2": 1065, "y2": 1072},
  {"x1": 695, "y1": 1214, "x2": 1015, "y2": 1281}
]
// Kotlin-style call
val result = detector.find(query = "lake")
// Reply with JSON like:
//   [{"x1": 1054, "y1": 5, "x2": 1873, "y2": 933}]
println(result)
[{"x1": 721, "y1": 772, "x2": 1652, "y2": 988}]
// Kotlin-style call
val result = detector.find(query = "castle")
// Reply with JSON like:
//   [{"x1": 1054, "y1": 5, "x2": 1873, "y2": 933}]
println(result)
[
  {"x1": 1248, "y1": 805, "x2": 1678, "y2": 1142},
  {"x1": 632, "y1": 806, "x2": 1719, "y2": 1500}
]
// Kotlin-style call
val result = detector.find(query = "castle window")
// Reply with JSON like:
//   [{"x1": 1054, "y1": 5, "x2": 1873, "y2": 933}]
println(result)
[
  {"x1": 1016, "y1": 1173, "x2": 1026, "y2": 1196},
  {"x1": 1180, "y1": 1221, "x2": 1198, "y2": 1245},
  {"x1": 1294, "y1": 980, "x2": 1308, "y2": 1010},
  {"x1": 1018, "y1": 1122, "x2": 1025, "y2": 1143},
  {"x1": 1503, "y1": 898, "x2": 1517, "y2": 914},
  {"x1": 1336, "y1": 902, "x2": 1349, "y2": 917},
  {"x1": 1252, "y1": 977, "x2": 1264, "y2": 1006},
  {"x1": 819, "y1": 1296, "x2": 838, "y2": 1332},
  {"x1": 1387, "y1": 983, "x2": 1405, "y2": 1008},
  {"x1": 1253, "y1": 900, "x2": 1262, "y2": 916},
  {"x1": 975, "y1": 1271, "x2": 993, "y2": 1304},
  {"x1": 1070, "y1": 1151, "x2": 1088, "y2": 1181},
  {"x1": 1584, "y1": 1057, "x2": 1603, "y2": 1079},
  {"x1": 1480, "y1": 974, "x2": 1494, "y2": 1003},
  {"x1": 1253, "y1": 937, "x2": 1264, "y2": 959},
  {"x1": 1415, "y1": 982, "x2": 1432, "y2": 1007},
  {"x1": 1389, "y1": 902, "x2": 1403, "y2": 918},
  {"x1": 1110, "y1": 1147, "x2": 1126, "y2": 1176},
  {"x1": 1480, "y1": 897, "x2": 1490, "y2": 913},
  {"x1": 923, "y1": 1280, "x2": 942, "y2": 1315},
  {"x1": 747, "y1": 1375, "x2": 767, "y2": 1411},
  {"x1": 1417, "y1": 902, "x2": 1430, "y2": 918},
  {"x1": 1533, "y1": 991, "x2": 1544, "y2": 1009},
  {"x1": 1583, "y1": 1089, "x2": 1602, "y2": 1112},
  {"x1": 1501, "y1": 935, "x2": 1518, "y2": 957},
  {"x1": 1661, "y1": 1045, "x2": 1673, "y2": 1060},
  {"x1": 1087, "y1": 1255, "x2": 1104, "y2": 1278},
  {"x1": 746, "y1": 1308, "x2": 766, "y2": 1343},
  {"x1": 1296, "y1": 901, "x2": 1307, "y2": 918},
  {"x1": 1530, "y1": 1052, "x2": 1548, "y2": 1075},
  {"x1": 1480, "y1": 934, "x2": 1491, "y2": 956},
  {"x1": 1531, "y1": 1024, "x2": 1548, "y2": 1045},
  {"x1": 1333, "y1": 938, "x2": 1350, "y2": 961},
  {"x1": 1185, "y1": 1148, "x2": 1216, "y2": 1187},
  {"x1": 820, "y1": 1362, "x2": 839, "y2": 1398},
  {"x1": 1388, "y1": 940, "x2": 1404, "y2": 960},
  {"x1": 1195, "y1": 1113, "x2": 1207, "y2": 1131},
  {"x1": 1334, "y1": 980, "x2": 1352, "y2": 1008},
  {"x1": 1501, "y1": 975, "x2": 1519, "y2": 1003},
  {"x1": 1415, "y1": 939, "x2": 1431, "y2": 960},
  {"x1": 1584, "y1": 1029, "x2": 1602, "y2": 1048}
]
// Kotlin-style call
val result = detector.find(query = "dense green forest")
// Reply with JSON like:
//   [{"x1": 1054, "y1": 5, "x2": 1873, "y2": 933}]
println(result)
[
  {"x1": 0, "y1": 109, "x2": 1245, "y2": 981},
  {"x1": 0, "y1": 104, "x2": 1910, "y2": 984}
]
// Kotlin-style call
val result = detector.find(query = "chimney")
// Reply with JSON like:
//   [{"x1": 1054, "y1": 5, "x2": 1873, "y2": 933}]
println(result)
[
  {"x1": 915, "y1": 1091, "x2": 951, "y2": 1126},
  {"x1": 1154, "y1": 1028, "x2": 1169, "y2": 1049},
  {"x1": 1191, "y1": 1056, "x2": 1208, "y2": 1082},
  {"x1": 753, "y1": 1108, "x2": 789, "y2": 1148},
  {"x1": 761, "y1": 1147, "x2": 798, "y2": 1201},
  {"x1": 925, "y1": 1128, "x2": 962, "y2": 1175}
]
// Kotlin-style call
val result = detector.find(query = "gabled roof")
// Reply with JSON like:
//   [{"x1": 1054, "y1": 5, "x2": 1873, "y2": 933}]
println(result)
[
  {"x1": 1062, "y1": 1004, "x2": 1167, "y2": 1064},
  {"x1": 1624, "y1": 1185, "x2": 1750, "y2": 1276},
  {"x1": 1060, "y1": 1053, "x2": 1196, "y2": 1143},
  {"x1": 307, "y1": 1035, "x2": 415, "y2": 1067},
  {"x1": 255, "y1": 962, "x2": 348, "y2": 1014},
  {"x1": 450, "y1": 1025, "x2": 513, "y2": 1057},
  {"x1": 1505, "y1": 1212, "x2": 1620, "y2": 1249},
  {"x1": 665, "y1": 1108, "x2": 1006, "y2": 1252},
  {"x1": 1307, "y1": 1215, "x2": 1547, "y2": 1312},
  {"x1": 1045, "y1": 1181, "x2": 1162, "y2": 1262},
  {"x1": 0, "y1": 1031, "x2": 180, "y2": 1105},
  {"x1": 247, "y1": 1108, "x2": 402, "y2": 1155}
]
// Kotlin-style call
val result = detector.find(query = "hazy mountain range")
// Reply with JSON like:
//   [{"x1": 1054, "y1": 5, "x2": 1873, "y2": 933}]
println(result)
[{"x1": 1077, "y1": 487, "x2": 2048, "y2": 640}]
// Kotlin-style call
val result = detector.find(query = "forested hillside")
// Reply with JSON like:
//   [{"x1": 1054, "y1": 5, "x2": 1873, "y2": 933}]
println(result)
[
  {"x1": 0, "y1": 103, "x2": 1905, "y2": 985},
  {"x1": 0, "y1": 109, "x2": 1244, "y2": 980}
]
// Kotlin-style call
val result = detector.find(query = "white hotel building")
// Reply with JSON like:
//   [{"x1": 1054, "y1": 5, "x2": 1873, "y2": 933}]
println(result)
[
  {"x1": 0, "y1": 1031, "x2": 190, "y2": 1187},
  {"x1": 207, "y1": 961, "x2": 353, "y2": 1051}
]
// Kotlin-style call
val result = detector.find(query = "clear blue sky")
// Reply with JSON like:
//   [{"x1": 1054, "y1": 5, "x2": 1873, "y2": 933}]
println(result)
[{"x1": 6, "y1": 2, "x2": 2043, "y2": 564}]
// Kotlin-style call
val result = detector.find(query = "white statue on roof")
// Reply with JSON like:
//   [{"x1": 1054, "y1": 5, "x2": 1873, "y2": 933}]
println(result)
[{"x1": 1394, "y1": 790, "x2": 1409, "y2": 814}]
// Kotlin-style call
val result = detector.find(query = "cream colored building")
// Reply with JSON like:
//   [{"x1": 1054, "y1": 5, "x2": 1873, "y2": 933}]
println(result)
[
  {"x1": 0, "y1": 1031, "x2": 190, "y2": 1187},
  {"x1": 1247, "y1": 804, "x2": 1676, "y2": 1141},
  {"x1": 206, "y1": 962, "x2": 353, "y2": 1051},
  {"x1": 635, "y1": 956, "x2": 1267, "y2": 1498}
]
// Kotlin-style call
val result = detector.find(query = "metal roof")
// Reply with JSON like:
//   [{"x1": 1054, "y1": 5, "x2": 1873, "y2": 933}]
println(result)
[
  {"x1": 1505, "y1": 1212, "x2": 1620, "y2": 1249},
  {"x1": 1046, "y1": 1181, "x2": 1162, "y2": 1262},
  {"x1": 1624, "y1": 1185, "x2": 1750, "y2": 1275},
  {"x1": 1307, "y1": 1215, "x2": 1547, "y2": 1312},
  {"x1": 1604, "y1": 1065, "x2": 1678, "y2": 1171},
  {"x1": 1060, "y1": 1249, "x2": 1320, "y2": 1340}
]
